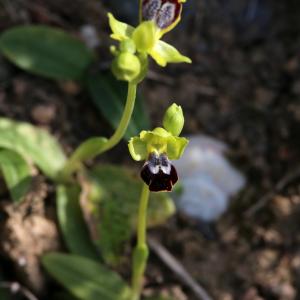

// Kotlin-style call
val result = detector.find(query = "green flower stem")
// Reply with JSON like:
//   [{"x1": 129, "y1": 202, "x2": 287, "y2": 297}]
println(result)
[
  {"x1": 101, "y1": 82, "x2": 137, "y2": 152},
  {"x1": 59, "y1": 82, "x2": 137, "y2": 181},
  {"x1": 131, "y1": 183, "x2": 150, "y2": 300}
]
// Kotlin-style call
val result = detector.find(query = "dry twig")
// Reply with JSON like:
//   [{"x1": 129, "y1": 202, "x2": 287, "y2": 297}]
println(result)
[{"x1": 148, "y1": 237, "x2": 213, "y2": 300}]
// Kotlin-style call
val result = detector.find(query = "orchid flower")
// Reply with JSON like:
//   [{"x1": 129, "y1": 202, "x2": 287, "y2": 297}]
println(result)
[
  {"x1": 129, "y1": 104, "x2": 188, "y2": 191},
  {"x1": 108, "y1": 0, "x2": 191, "y2": 70}
]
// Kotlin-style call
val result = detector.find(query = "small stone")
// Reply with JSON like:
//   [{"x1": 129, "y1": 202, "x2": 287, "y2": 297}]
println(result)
[
  {"x1": 284, "y1": 57, "x2": 299, "y2": 74},
  {"x1": 59, "y1": 81, "x2": 81, "y2": 95},
  {"x1": 31, "y1": 104, "x2": 56, "y2": 125}
]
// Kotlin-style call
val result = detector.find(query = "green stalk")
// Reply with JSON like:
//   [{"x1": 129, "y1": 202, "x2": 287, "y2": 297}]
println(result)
[
  {"x1": 59, "y1": 82, "x2": 137, "y2": 181},
  {"x1": 101, "y1": 82, "x2": 137, "y2": 152},
  {"x1": 131, "y1": 183, "x2": 150, "y2": 300}
]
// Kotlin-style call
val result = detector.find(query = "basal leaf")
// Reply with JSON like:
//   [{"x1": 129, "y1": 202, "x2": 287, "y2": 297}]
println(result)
[
  {"x1": 86, "y1": 71, "x2": 150, "y2": 140},
  {"x1": 0, "y1": 25, "x2": 94, "y2": 80},
  {"x1": 42, "y1": 253, "x2": 131, "y2": 300},
  {"x1": 0, "y1": 149, "x2": 31, "y2": 203},
  {"x1": 57, "y1": 184, "x2": 99, "y2": 260},
  {"x1": 85, "y1": 165, "x2": 175, "y2": 265},
  {"x1": 0, "y1": 118, "x2": 66, "y2": 179}
]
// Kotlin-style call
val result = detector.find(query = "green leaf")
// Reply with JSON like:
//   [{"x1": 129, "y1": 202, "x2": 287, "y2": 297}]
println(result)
[
  {"x1": 0, "y1": 149, "x2": 31, "y2": 203},
  {"x1": 57, "y1": 184, "x2": 99, "y2": 260},
  {"x1": 0, "y1": 118, "x2": 66, "y2": 179},
  {"x1": 42, "y1": 253, "x2": 131, "y2": 300},
  {"x1": 0, "y1": 25, "x2": 94, "y2": 80},
  {"x1": 86, "y1": 71, "x2": 150, "y2": 140},
  {"x1": 86, "y1": 165, "x2": 175, "y2": 265}
]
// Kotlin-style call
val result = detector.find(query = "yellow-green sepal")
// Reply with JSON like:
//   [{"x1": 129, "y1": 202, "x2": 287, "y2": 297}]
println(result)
[
  {"x1": 132, "y1": 21, "x2": 158, "y2": 53},
  {"x1": 149, "y1": 40, "x2": 191, "y2": 67},
  {"x1": 128, "y1": 136, "x2": 148, "y2": 161},
  {"x1": 108, "y1": 13, "x2": 134, "y2": 41},
  {"x1": 166, "y1": 136, "x2": 188, "y2": 160}
]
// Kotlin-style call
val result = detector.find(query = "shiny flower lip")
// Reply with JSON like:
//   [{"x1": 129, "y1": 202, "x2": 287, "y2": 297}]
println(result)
[
  {"x1": 141, "y1": 0, "x2": 186, "y2": 35},
  {"x1": 141, "y1": 152, "x2": 178, "y2": 192}
]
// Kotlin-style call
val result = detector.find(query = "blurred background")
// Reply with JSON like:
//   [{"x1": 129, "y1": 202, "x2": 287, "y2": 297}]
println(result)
[{"x1": 1, "y1": 0, "x2": 300, "y2": 299}]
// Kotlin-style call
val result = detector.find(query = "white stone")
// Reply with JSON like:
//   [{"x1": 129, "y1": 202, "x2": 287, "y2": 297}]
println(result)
[{"x1": 173, "y1": 135, "x2": 246, "y2": 221}]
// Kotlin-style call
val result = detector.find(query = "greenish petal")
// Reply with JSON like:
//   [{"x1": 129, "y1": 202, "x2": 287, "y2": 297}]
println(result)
[
  {"x1": 139, "y1": 130, "x2": 151, "y2": 141},
  {"x1": 132, "y1": 21, "x2": 157, "y2": 53},
  {"x1": 108, "y1": 13, "x2": 134, "y2": 41},
  {"x1": 151, "y1": 127, "x2": 171, "y2": 138},
  {"x1": 128, "y1": 137, "x2": 148, "y2": 161},
  {"x1": 166, "y1": 136, "x2": 189, "y2": 160},
  {"x1": 139, "y1": 129, "x2": 169, "y2": 155},
  {"x1": 150, "y1": 40, "x2": 192, "y2": 67}
]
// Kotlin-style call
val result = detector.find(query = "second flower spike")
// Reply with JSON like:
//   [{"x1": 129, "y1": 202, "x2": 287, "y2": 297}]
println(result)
[{"x1": 108, "y1": 12, "x2": 191, "y2": 70}]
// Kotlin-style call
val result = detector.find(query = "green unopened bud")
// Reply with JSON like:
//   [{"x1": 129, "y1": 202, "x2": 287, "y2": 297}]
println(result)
[
  {"x1": 163, "y1": 103, "x2": 184, "y2": 136},
  {"x1": 132, "y1": 21, "x2": 157, "y2": 52},
  {"x1": 112, "y1": 52, "x2": 141, "y2": 82},
  {"x1": 119, "y1": 39, "x2": 136, "y2": 54}
]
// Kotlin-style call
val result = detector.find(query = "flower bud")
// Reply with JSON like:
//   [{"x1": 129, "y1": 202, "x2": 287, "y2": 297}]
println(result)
[
  {"x1": 163, "y1": 103, "x2": 184, "y2": 136},
  {"x1": 112, "y1": 52, "x2": 141, "y2": 82}
]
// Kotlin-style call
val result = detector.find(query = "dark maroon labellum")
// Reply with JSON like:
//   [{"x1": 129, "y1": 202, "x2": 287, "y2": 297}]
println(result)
[
  {"x1": 141, "y1": 153, "x2": 178, "y2": 192},
  {"x1": 142, "y1": 0, "x2": 181, "y2": 29}
]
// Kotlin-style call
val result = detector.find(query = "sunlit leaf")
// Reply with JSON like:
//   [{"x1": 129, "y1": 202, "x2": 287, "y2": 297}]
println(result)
[
  {"x1": 86, "y1": 71, "x2": 150, "y2": 140},
  {"x1": 0, "y1": 118, "x2": 66, "y2": 179},
  {"x1": 0, "y1": 149, "x2": 31, "y2": 203},
  {"x1": 0, "y1": 25, "x2": 94, "y2": 80},
  {"x1": 56, "y1": 184, "x2": 99, "y2": 260},
  {"x1": 84, "y1": 165, "x2": 176, "y2": 265},
  {"x1": 42, "y1": 253, "x2": 131, "y2": 300}
]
